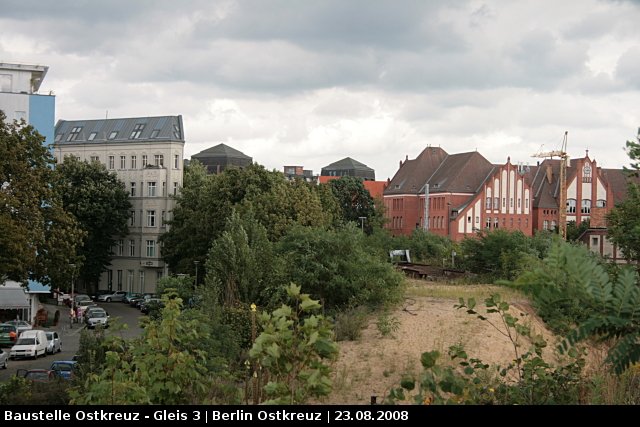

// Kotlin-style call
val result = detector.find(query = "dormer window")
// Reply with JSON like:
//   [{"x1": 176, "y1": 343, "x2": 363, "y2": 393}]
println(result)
[
  {"x1": 130, "y1": 124, "x2": 145, "y2": 139},
  {"x1": 108, "y1": 131, "x2": 118, "y2": 140},
  {"x1": 67, "y1": 126, "x2": 82, "y2": 141},
  {"x1": 88, "y1": 132, "x2": 98, "y2": 141}
]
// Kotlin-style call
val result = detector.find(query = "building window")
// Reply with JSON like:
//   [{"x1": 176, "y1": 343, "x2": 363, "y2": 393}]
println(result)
[
  {"x1": 494, "y1": 197, "x2": 499, "y2": 210},
  {"x1": 476, "y1": 216, "x2": 479, "y2": 224},
  {"x1": 148, "y1": 181, "x2": 156, "y2": 197},
  {"x1": 543, "y1": 220, "x2": 549, "y2": 230},
  {"x1": 108, "y1": 131, "x2": 118, "y2": 140},
  {"x1": 131, "y1": 155, "x2": 137, "y2": 169},
  {"x1": 161, "y1": 211, "x2": 166, "y2": 228},
  {"x1": 130, "y1": 182, "x2": 136, "y2": 197},
  {"x1": 173, "y1": 182, "x2": 178, "y2": 195},
  {"x1": 494, "y1": 218, "x2": 499, "y2": 229},
  {"x1": 467, "y1": 216, "x2": 472, "y2": 223},
  {"x1": 107, "y1": 270, "x2": 113, "y2": 290},
  {"x1": 129, "y1": 240, "x2": 135, "y2": 257},
  {"x1": 502, "y1": 198, "x2": 506, "y2": 208},
  {"x1": 128, "y1": 270, "x2": 134, "y2": 293},
  {"x1": 88, "y1": 132, "x2": 97, "y2": 141},
  {"x1": 567, "y1": 199, "x2": 577, "y2": 214},
  {"x1": 583, "y1": 163, "x2": 592, "y2": 183},
  {"x1": 120, "y1": 155, "x2": 126, "y2": 169},
  {"x1": 162, "y1": 181, "x2": 166, "y2": 196},
  {"x1": 486, "y1": 197, "x2": 491, "y2": 209},
  {"x1": 90, "y1": 156, "x2": 99, "y2": 163},
  {"x1": 581, "y1": 199, "x2": 591, "y2": 214},
  {"x1": 510, "y1": 198, "x2": 513, "y2": 207},
  {"x1": 142, "y1": 155, "x2": 148, "y2": 167},
  {"x1": 518, "y1": 198, "x2": 521, "y2": 208},
  {"x1": 67, "y1": 126, "x2": 82, "y2": 142},
  {"x1": 154, "y1": 154, "x2": 164, "y2": 167},
  {"x1": 509, "y1": 218, "x2": 513, "y2": 228},
  {"x1": 146, "y1": 240, "x2": 156, "y2": 257},
  {"x1": 174, "y1": 154, "x2": 179, "y2": 169},
  {"x1": 147, "y1": 210, "x2": 156, "y2": 227},
  {"x1": 117, "y1": 270, "x2": 123, "y2": 291},
  {"x1": 596, "y1": 199, "x2": 606, "y2": 208},
  {"x1": 130, "y1": 124, "x2": 145, "y2": 139},
  {"x1": 139, "y1": 271, "x2": 145, "y2": 293},
  {"x1": 150, "y1": 129, "x2": 160, "y2": 138},
  {"x1": 130, "y1": 210, "x2": 136, "y2": 227},
  {"x1": 108, "y1": 156, "x2": 115, "y2": 169},
  {"x1": 173, "y1": 124, "x2": 180, "y2": 139},
  {"x1": 551, "y1": 220, "x2": 556, "y2": 230},
  {"x1": 526, "y1": 198, "x2": 529, "y2": 209},
  {"x1": 116, "y1": 239, "x2": 123, "y2": 256},
  {"x1": 486, "y1": 217, "x2": 491, "y2": 229}
]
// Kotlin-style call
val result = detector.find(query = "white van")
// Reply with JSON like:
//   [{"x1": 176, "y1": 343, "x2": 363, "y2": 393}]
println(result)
[{"x1": 9, "y1": 330, "x2": 48, "y2": 359}]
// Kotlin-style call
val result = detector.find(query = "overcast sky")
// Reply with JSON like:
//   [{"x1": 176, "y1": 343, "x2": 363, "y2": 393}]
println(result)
[{"x1": 2, "y1": 0, "x2": 639, "y2": 180}]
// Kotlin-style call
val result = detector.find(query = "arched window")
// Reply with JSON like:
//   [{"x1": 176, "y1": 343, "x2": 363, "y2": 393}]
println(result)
[
  {"x1": 583, "y1": 163, "x2": 592, "y2": 183},
  {"x1": 581, "y1": 199, "x2": 591, "y2": 214},
  {"x1": 567, "y1": 199, "x2": 577, "y2": 214},
  {"x1": 596, "y1": 199, "x2": 606, "y2": 208}
]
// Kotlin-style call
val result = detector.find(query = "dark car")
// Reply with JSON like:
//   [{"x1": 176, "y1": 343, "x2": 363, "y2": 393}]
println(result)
[
  {"x1": 0, "y1": 323, "x2": 18, "y2": 347},
  {"x1": 140, "y1": 298, "x2": 163, "y2": 314},
  {"x1": 16, "y1": 369, "x2": 58, "y2": 382},
  {"x1": 130, "y1": 293, "x2": 155, "y2": 307},
  {"x1": 50, "y1": 360, "x2": 78, "y2": 380},
  {"x1": 91, "y1": 290, "x2": 111, "y2": 301}
]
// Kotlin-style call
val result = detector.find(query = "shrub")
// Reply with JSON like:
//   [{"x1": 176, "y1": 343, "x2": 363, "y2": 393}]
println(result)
[{"x1": 334, "y1": 306, "x2": 369, "y2": 341}]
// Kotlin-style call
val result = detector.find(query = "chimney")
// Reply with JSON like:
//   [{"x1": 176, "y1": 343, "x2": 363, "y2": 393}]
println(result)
[{"x1": 546, "y1": 164, "x2": 553, "y2": 184}]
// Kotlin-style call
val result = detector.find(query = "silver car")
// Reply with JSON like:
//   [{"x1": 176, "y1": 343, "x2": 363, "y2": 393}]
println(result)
[
  {"x1": 45, "y1": 331, "x2": 61, "y2": 354},
  {"x1": 97, "y1": 291, "x2": 127, "y2": 302},
  {"x1": 0, "y1": 348, "x2": 8, "y2": 369},
  {"x1": 86, "y1": 310, "x2": 109, "y2": 329}
]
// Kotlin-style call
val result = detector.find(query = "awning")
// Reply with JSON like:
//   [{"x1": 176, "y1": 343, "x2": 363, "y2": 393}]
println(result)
[{"x1": 0, "y1": 287, "x2": 30, "y2": 309}]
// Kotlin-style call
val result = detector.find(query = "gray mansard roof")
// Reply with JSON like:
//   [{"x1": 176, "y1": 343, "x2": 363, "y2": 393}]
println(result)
[{"x1": 54, "y1": 115, "x2": 184, "y2": 144}]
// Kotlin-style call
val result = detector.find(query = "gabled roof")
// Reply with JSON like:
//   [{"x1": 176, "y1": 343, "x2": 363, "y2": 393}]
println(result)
[
  {"x1": 54, "y1": 115, "x2": 184, "y2": 144},
  {"x1": 428, "y1": 151, "x2": 494, "y2": 194},
  {"x1": 384, "y1": 146, "x2": 448, "y2": 195},
  {"x1": 321, "y1": 157, "x2": 374, "y2": 172},
  {"x1": 525, "y1": 160, "x2": 562, "y2": 209},
  {"x1": 192, "y1": 143, "x2": 251, "y2": 160},
  {"x1": 602, "y1": 168, "x2": 634, "y2": 205}
]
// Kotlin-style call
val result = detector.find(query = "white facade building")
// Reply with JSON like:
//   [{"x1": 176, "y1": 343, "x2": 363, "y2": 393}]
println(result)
[{"x1": 53, "y1": 116, "x2": 185, "y2": 293}]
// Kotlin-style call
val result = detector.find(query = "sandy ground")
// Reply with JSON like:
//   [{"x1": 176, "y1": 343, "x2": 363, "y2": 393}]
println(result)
[{"x1": 322, "y1": 281, "x2": 559, "y2": 404}]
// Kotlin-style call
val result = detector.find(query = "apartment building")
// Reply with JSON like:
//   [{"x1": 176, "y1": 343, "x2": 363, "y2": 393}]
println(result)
[
  {"x1": 0, "y1": 62, "x2": 55, "y2": 145},
  {"x1": 53, "y1": 115, "x2": 185, "y2": 293}
]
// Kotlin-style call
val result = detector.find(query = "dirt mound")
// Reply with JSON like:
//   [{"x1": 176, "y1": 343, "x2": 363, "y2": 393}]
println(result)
[{"x1": 323, "y1": 282, "x2": 558, "y2": 404}]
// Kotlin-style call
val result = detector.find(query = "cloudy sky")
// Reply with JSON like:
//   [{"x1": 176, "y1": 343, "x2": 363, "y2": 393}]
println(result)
[{"x1": 2, "y1": 0, "x2": 639, "y2": 179}]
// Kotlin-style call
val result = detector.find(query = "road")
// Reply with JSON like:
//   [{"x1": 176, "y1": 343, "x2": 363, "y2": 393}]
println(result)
[{"x1": 0, "y1": 300, "x2": 145, "y2": 382}]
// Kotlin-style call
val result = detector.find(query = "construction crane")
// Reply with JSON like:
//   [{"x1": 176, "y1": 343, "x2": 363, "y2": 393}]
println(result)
[{"x1": 532, "y1": 131, "x2": 568, "y2": 239}]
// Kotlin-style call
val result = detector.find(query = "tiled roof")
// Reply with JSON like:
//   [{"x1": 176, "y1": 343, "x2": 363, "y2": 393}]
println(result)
[
  {"x1": 428, "y1": 151, "x2": 494, "y2": 194},
  {"x1": 602, "y1": 168, "x2": 633, "y2": 205},
  {"x1": 192, "y1": 143, "x2": 251, "y2": 160},
  {"x1": 54, "y1": 116, "x2": 184, "y2": 144},
  {"x1": 384, "y1": 146, "x2": 448, "y2": 195}
]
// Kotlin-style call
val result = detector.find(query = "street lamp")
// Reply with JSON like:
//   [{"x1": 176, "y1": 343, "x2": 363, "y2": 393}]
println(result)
[
  {"x1": 358, "y1": 216, "x2": 367, "y2": 232},
  {"x1": 194, "y1": 260, "x2": 200, "y2": 286}
]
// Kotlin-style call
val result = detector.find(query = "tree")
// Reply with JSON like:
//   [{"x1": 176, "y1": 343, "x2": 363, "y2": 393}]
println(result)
[
  {"x1": 0, "y1": 111, "x2": 83, "y2": 283},
  {"x1": 249, "y1": 284, "x2": 338, "y2": 404},
  {"x1": 54, "y1": 156, "x2": 131, "y2": 290},
  {"x1": 325, "y1": 176, "x2": 382, "y2": 232}
]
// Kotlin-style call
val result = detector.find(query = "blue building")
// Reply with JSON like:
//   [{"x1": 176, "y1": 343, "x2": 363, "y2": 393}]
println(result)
[{"x1": 0, "y1": 63, "x2": 55, "y2": 147}]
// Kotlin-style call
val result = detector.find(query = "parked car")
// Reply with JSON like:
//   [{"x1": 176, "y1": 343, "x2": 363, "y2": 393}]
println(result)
[
  {"x1": 10, "y1": 330, "x2": 48, "y2": 359},
  {"x1": 140, "y1": 298, "x2": 163, "y2": 314},
  {"x1": 97, "y1": 290, "x2": 127, "y2": 302},
  {"x1": 76, "y1": 299, "x2": 97, "y2": 319},
  {"x1": 45, "y1": 331, "x2": 61, "y2": 354},
  {"x1": 0, "y1": 323, "x2": 18, "y2": 347},
  {"x1": 74, "y1": 294, "x2": 91, "y2": 305},
  {"x1": 50, "y1": 360, "x2": 77, "y2": 380},
  {"x1": 84, "y1": 306, "x2": 107, "y2": 321},
  {"x1": 0, "y1": 348, "x2": 8, "y2": 369},
  {"x1": 129, "y1": 293, "x2": 154, "y2": 307},
  {"x1": 91, "y1": 290, "x2": 111, "y2": 301},
  {"x1": 16, "y1": 369, "x2": 57, "y2": 382},
  {"x1": 123, "y1": 292, "x2": 142, "y2": 304},
  {"x1": 6, "y1": 320, "x2": 32, "y2": 334},
  {"x1": 136, "y1": 294, "x2": 158, "y2": 309},
  {"x1": 86, "y1": 310, "x2": 109, "y2": 329}
]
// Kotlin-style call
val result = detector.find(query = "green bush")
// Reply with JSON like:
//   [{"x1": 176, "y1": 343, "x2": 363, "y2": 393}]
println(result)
[{"x1": 334, "y1": 306, "x2": 369, "y2": 341}]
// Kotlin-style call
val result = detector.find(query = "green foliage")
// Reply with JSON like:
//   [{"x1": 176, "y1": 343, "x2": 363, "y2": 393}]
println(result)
[
  {"x1": 157, "y1": 275, "x2": 196, "y2": 303},
  {"x1": 0, "y1": 376, "x2": 71, "y2": 405},
  {"x1": 325, "y1": 176, "x2": 383, "y2": 233},
  {"x1": 249, "y1": 283, "x2": 338, "y2": 404},
  {"x1": 376, "y1": 312, "x2": 400, "y2": 338},
  {"x1": 54, "y1": 156, "x2": 131, "y2": 290},
  {"x1": 512, "y1": 241, "x2": 602, "y2": 334},
  {"x1": 387, "y1": 294, "x2": 585, "y2": 405},
  {"x1": 72, "y1": 293, "x2": 224, "y2": 404},
  {"x1": 566, "y1": 219, "x2": 590, "y2": 242},
  {"x1": 333, "y1": 306, "x2": 369, "y2": 341},
  {"x1": 0, "y1": 111, "x2": 83, "y2": 283},
  {"x1": 161, "y1": 162, "x2": 332, "y2": 275},
  {"x1": 406, "y1": 229, "x2": 456, "y2": 264},
  {"x1": 277, "y1": 224, "x2": 404, "y2": 309},
  {"x1": 460, "y1": 229, "x2": 552, "y2": 281},
  {"x1": 206, "y1": 210, "x2": 283, "y2": 307}
]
